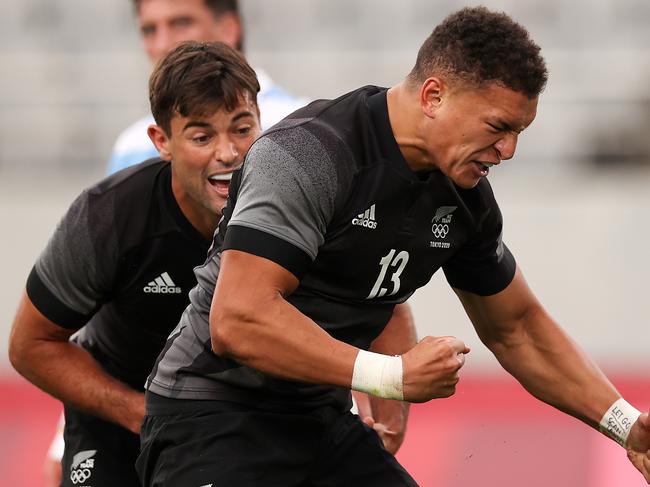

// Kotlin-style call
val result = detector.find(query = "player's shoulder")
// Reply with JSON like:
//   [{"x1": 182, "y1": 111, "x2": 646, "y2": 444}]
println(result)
[
  {"x1": 86, "y1": 158, "x2": 169, "y2": 208},
  {"x1": 262, "y1": 85, "x2": 381, "y2": 149},
  {"x1": 246, "y1": 86, "x2": 384, "y2": 189}
]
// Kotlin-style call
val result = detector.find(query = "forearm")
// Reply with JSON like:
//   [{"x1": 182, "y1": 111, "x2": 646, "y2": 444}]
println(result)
[
  {"x1": 212, "y1": 251, "x2": 464, "y2": 403},
  {"x1": 212, "y1": 290, "x2": 359, "y2": 388},
  {"x1": 11, "y1": 338, "x2": 143, "y2": 433},
  {"x1": 486, "y1": 312, "x2": 618, "y2": 428}
]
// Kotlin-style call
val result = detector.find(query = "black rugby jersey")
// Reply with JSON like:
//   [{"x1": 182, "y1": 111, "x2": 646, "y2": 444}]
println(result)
[
  {"x1": 147, "y1": 86, "x2": 515, "y2": 410},
  {"x1": 27, "y1": 159, "x2": 210, "y2": 390}
]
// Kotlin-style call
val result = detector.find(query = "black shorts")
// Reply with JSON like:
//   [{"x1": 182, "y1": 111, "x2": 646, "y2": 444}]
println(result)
[
  {"x1": 137, "y1": 394, "x2": 418, "y2": 487},
  {"x1": 61, "y1": 405, "x2": 140, "y2": 487}
]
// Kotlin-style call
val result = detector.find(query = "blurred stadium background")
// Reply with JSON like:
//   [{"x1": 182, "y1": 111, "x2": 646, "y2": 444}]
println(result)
[{"x1": 1, "y1": 0, "x2": 648, "y2": 485}]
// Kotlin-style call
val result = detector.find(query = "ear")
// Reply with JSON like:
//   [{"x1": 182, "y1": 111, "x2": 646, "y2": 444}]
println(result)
[
  {"x1": 147, "y1": 125, "x2": 172, "y2": 161},
  {"x1": 215, "y1": 11, "x2": 242, "y2": 50},
  {"x1": 420, "y1": 77, "x2": 445, "y2": 119}
]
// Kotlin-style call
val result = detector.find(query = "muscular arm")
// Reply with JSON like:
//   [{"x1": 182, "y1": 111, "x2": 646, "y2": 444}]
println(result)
[
  {"x1": 456, "y1": 266, "x2": 650, "y2": 481},
  {"x1": 455, "y1": 266, "x2": 620, "y2": 428},
  {"x1": 210, "y1": 250, "x2": 359, "y2": 386},
  {"x1": 8, "y1": 292, "x2": 144, "y2": 434},
  {"x1": 211, "y1": 250, "x2": 466, "y2": 402}
]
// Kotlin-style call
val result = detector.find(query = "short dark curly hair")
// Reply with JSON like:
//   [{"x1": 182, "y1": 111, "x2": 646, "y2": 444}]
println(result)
[
  {"x1": 407, "y1": 6, "x2": 547, "y2": 98},
  {"x1": 149, "y1": 41, "x2": 259, "y2": 136}
]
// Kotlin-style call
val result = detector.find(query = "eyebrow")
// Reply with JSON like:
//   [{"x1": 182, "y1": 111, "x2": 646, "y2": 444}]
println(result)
[
  {"x1": 490, "y1": 119, "x2": 525, "y2": 134},
  {"x1": 181, "y1": 111, "x2": 256, "y2": 132}
]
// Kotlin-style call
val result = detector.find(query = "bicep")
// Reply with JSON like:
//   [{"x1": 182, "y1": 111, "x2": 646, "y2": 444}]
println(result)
[
  {"x1": 10, "y1": 292, "x2": 76, "y2": 362},
  {"x1": 213, "y1": 249, "x2": 299, "y2": 306},
  {"x1": 454, "y1": 266, "x2": 544, "y2": 346},
  {"x1": 209, "y1": 250, "x2": 300, "y2": 353}
]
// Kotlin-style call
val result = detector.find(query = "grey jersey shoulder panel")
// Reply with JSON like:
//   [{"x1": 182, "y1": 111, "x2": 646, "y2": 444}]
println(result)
[
  {"x1": 229, "y1": 125, "x2": 352, "y2": 260},
  {"x1": 34, "y1": 184, "x2": 119, "y2": 316}
]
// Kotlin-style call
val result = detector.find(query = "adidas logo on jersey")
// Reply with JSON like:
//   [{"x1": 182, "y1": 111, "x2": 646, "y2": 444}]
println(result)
[
  {"x1": 351, "y1": 204, "x2": 378, "y2": 229},
  {"x1": 143, "y1": 272, "x2": 182, "y2": 294}
]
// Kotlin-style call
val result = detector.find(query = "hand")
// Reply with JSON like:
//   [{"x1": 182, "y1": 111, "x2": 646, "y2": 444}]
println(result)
[
  {"x1": 362, "y1": 415, "x2": 404, "y2": 455},
  {"x1": 120, "y1": 391, "x2": 146, "y2": 434},
  {"x1": 401, "y1": 335, "x2": 469, "y2": 403},
  {"x1": 627, "y1": 412, "x2": 650, "y2": 483},
  {"x1": 353, "y1": 391, "x2": 409, "y2": 454}
]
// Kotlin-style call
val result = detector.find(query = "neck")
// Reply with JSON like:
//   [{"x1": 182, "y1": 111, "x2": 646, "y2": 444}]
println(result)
[
  {"x1": 171, "y1": 177, "x2": 218, "y2": 241},
  {"x1": 387, "y1": 82, "x2": 438, "y2": 173}
]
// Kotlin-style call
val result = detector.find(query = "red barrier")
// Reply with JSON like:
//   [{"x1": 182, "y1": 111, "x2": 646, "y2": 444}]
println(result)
[{"x1": 1, "y1": 374, "x2": 648, "y2": 487}]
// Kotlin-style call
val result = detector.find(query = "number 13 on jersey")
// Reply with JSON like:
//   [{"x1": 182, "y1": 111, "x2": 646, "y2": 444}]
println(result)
[{"x1": 366, "y1": 249, "x2": 410, "y2": 299}]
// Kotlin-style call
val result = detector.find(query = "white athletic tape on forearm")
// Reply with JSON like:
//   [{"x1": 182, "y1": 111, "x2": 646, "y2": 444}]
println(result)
[
  {"x1": 351, "y1": 350, "x2": 403, "y2": 400},
  {"x1": 599, "y1": 398, "x2": 642, "y2": 447}
]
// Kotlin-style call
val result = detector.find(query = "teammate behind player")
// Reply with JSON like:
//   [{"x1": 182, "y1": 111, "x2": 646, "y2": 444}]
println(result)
[
  {"x1": 9, "y1": 41, "x2": 259, "y2": 487},
  {"x1": 138, "y1": 7, "x2": 650, "y2": 486}
]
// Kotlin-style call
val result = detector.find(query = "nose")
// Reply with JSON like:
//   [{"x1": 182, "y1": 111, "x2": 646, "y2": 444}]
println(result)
[
  {"x1": 215, "y1": 139, "x2": 239, "y2": 166},
  {"x1": 494, "y1": 132, "x2": 518, "y2": 161},
  {"x1": 150, "y1": 28, "x2": 174, "y2": 63}
]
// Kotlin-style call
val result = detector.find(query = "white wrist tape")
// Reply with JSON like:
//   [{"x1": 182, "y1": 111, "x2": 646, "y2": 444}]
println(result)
[
  {"x1": 599, "y1": 398, "x2": 642, "y2": 447},
  {"x1": 351, "y1": 350, "x2": 403, "y2": 400}
]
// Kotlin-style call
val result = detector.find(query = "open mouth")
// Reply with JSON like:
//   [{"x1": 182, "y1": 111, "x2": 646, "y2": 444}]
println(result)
[
  {"x1": 473, "y1": 161, "x2": 497, "y2": 176},
  {"x1": 208, "y1": 172, "x2": 233, "y2": 197}
]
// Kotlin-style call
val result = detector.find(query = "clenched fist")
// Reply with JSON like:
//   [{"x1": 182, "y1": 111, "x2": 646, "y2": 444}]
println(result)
[{"x1": 401, "y1": 336, "x2": 469, "y2": 403}]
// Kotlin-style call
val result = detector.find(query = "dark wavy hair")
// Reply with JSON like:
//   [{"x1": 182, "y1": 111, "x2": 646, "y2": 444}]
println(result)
[
  {"x1": 408, "y1": 6, "x2": 548, "y2": 98},
  {"x1": 149, "y1": 41, "x2": 259, "y2": 136}
]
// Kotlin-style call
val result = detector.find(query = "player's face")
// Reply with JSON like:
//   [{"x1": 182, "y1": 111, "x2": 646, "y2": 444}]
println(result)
[
  {"x1": 138, "y1": 0, "x2": 240, "y2": 64},
  {"x1": 155, "y1": 95, "x2": 260, "y2": 228},
  {"x1": 422, "y1": 82, "x2": 538, "y2": 189}
]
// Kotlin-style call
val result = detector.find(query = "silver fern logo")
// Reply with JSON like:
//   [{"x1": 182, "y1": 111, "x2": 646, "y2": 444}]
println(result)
[{"x1": 430, "y1": 206, "x2": 457, "y2": 248}]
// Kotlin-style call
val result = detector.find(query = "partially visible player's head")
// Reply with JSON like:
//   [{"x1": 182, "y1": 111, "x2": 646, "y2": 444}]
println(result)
[
  {"x1": 135, "y1": 0, "x2": 242, "y2": 64},
  {"x1": 148, "y1": 41, "x2": 260, "y2": 235},
  {"x1": 402, "y1": 7, "x2": 547, "y2": 189}
]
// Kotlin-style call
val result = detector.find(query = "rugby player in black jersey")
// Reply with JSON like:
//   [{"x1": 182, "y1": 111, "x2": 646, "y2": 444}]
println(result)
[
  {"x1": 8, "y1": 41, "x2": 417, "y2": 487},
  {"x1": 137, "y1": 7, "x2": 650, "y2": 487}
]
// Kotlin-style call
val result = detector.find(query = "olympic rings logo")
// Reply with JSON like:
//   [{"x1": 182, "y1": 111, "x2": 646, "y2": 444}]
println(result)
[
  {"x1": 431, "y1": 223, "x2": 449, "y2": 239},
  {"x1": 70, "y1": 468, "x2": 92, "y2": 484}
]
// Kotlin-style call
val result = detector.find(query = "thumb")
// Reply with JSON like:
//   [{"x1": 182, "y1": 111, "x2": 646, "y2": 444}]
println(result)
[{"x1": 362, "y1": 416, "x2": 375, "y2": 428}]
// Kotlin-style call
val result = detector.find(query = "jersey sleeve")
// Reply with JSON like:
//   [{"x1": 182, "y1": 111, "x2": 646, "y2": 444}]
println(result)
[
  {"x1": 442, "y1": 202, "x2": 516, "y2": 296},
  {"x1": 223, "y1": 128, "x2": 341, "y2": 279},
  {"x1": 26, "y1": 187, "x2": 119, "y2": 329}
]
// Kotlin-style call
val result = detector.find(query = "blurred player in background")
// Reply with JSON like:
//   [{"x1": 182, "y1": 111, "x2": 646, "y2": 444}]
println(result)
[
  {"x1": 108, "y1": 0, "x2": 309, "y2": 174},
  {"x1": 137, "y1": 7, "x2": 650, "y2": 486}
]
